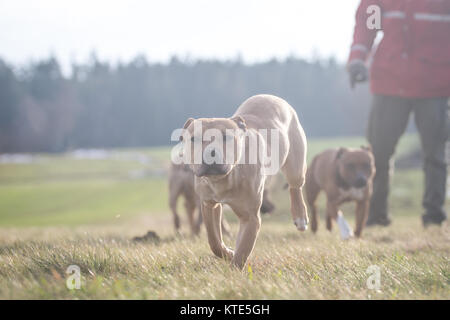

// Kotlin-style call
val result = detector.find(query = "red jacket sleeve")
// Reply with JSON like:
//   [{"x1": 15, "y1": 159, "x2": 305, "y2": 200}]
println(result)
[{"x1": 348, "y1": 0, "x2": 380, "y2": 65}]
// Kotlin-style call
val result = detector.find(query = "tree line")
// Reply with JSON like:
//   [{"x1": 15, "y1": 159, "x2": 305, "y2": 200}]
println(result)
[{"x1": 0, "y1": 55, "x2": 371, "y2": 153}]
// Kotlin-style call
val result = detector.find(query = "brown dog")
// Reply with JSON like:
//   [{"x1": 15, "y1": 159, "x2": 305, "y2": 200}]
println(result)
[
  {"x1": 168, "y1": 163, "x2": 203, "y2": 235},
  {"x1": 305, "y1": 146, "x2": 375, "y2": 239},
  {"x1": 179, "y1": 94, "x2": 308, "y2": 269}
]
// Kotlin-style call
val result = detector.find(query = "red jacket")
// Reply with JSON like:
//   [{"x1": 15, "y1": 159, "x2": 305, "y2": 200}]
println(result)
[{"x1": 348, "y1": 0, "x2": 450, "y2": 98}]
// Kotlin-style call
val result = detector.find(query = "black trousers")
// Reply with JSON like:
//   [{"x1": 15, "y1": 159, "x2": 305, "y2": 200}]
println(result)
[{"x1": 367, "y1": 95, "x2": 449, "y2": 223}]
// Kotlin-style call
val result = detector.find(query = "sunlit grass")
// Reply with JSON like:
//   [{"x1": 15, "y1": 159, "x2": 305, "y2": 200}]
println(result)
[{"x1": 0, "y1": 218, "x2": 447, "y2": 299}]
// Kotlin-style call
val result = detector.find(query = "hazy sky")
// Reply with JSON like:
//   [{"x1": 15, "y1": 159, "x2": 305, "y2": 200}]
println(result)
[{"x1": 0, "y1": 0, "x2": 360, "y2": 71}]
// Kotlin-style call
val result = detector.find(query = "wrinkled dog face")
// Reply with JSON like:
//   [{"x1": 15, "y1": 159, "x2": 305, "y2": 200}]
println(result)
[
  {"x1": 337, "y1": 146, "x2": 375, "y2": 188},
  {"x1": 181, "y1": 116, "x2": 247, "y2": 177}
]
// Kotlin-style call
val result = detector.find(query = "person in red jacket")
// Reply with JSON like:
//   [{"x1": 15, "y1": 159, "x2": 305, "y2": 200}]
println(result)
[{"x1": 348, "y1": 0, "x2": 449, "y2": 227}]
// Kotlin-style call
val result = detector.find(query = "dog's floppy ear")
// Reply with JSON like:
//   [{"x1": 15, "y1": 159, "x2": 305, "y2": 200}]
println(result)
[
  {"x1": 231, "y1": 116, "x2": 247, "y2": 131},
  {"x1": 183, "y1": 118, "x2": 194, "y2": 130},
  {"x1": 180, "y1": 118, "x2": 194, "y2": 141},
  {"x1": 336, "y1": 147, "x2": 348, "y2": 159}
]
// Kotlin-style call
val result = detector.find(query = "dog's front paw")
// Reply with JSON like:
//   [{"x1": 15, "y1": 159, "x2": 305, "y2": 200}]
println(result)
[
  {"x1": 224, "y1": 248, "x2": 234, "y2": 261},
  {"x1": 294, "y1": 218, "x2": 308, "y2": 231}
]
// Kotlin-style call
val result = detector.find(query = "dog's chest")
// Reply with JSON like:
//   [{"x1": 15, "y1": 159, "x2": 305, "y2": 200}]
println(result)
[
  {"x1": 196, "y1": 178, "x2": 235, "y2": 203},
  {"x1": 338, "y1": 187, "x2": 365, "y2": 202}
]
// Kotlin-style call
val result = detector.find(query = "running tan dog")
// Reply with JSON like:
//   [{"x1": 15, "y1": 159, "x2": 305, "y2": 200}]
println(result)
[
  {"x1": 305, "y1": 147, "x2": 375, "y2": 239},
  {"x1": 180, "y1": 94, "x2": 308, "y2": 269}
]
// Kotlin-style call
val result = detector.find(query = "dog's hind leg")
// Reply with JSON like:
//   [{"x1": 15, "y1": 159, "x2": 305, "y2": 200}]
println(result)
[
  {"x1": 184, "y1": 197, "x2": 197, "y2": 236},
  {"x1": 288, "y1": 185, "x2": 308, "y2": 231},
  {"x1": 282, "y1": 119, "x2": 309, "y2": 231},
  {"x1": 169, "y1": 189, "x2": 181, "y2": 232},
  {"x1": 326, "y1": 200, "x2": 338, "y2": 232},
  {"x1": 354, "y1": 200, "x2": 369, "y2": 237},
  {"x1": 305, "y1": 170, "x2": 320, "y2": 233},
  {"x1": 194, "y1": 196, "x2": 203, "y2": 235}
]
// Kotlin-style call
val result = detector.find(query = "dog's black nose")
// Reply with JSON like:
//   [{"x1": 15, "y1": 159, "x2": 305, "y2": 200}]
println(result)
[
  {"x1": 196, "y1": 163, "x2": 227, "y2": 176},
  {"x1": 354, "y1": 177, "x2": 367, "y2": 188},
  {"x1": 202, "y1": 147, "x2": 223, "y2": 166}
]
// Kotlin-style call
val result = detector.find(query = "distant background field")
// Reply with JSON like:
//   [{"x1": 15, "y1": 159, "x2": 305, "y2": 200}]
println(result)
[
  {"x1": 0, "y1": 135, "x2": 448, "y2": 299},
  {"x1": 0, "y1": 135, "x2": 420, "y2": 227}
]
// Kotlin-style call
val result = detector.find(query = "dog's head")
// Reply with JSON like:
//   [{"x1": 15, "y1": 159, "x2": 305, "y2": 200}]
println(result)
[
  {"x1": 335, "y1": 146, "x2": 375, "y2": 189},
  {"x1": 180, "y1": 116, "x2": 247, "y2": 177}
]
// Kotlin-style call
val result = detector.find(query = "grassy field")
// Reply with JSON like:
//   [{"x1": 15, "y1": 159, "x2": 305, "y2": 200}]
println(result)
[{"x1": 0, "y1": 135, "x2": 448, "y2": 299}]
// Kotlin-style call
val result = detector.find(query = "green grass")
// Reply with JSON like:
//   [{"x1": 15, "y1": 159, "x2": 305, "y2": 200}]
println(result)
[
  {"x1": 0, "y1": 134, "x2": 448, "y2": 299},
  {"x1": 0, "y1": 179, "x2": 166, "y2": 226},
  {"x1": 0, "y1": 148, "x2": 169, "y2": 227}
]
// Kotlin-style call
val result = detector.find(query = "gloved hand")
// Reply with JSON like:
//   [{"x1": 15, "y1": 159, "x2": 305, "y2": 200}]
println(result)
[{"x1": 347, "y1": 61, "x2": 368, "y2": 89}]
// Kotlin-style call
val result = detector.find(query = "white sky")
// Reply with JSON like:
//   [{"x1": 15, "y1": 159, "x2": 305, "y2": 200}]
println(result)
[{"x1": 0, "y1": 0, "x2": 360, "y2": 71}]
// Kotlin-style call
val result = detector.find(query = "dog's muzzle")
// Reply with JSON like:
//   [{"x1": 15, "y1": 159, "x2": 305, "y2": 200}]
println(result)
[
  {"x1": 195, "y1": 164, "x2": 229, "y2": 177},
  {"x1": 353, "y1": 172, "x2": 369, "y2": 188},
  {"x1": 354, "y1": 176, "x2": 367, "y2": 188}
]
